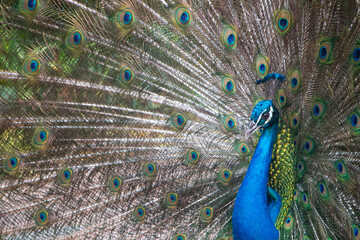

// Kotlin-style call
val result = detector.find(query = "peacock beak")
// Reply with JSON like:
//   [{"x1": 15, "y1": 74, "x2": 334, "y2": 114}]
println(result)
[{"x1": 245, "y1": 121, "x2": 261, "y2": 139}]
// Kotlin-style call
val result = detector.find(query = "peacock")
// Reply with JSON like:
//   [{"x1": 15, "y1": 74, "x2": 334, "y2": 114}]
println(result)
[{"x1": 0, "y1": 0, "x2": 360, "y2": 239}]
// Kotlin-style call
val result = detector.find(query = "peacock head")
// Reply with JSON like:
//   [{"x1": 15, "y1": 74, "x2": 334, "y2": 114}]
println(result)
[{"x1": 245, "y1": 100, "x2": 279, "y2": 139}]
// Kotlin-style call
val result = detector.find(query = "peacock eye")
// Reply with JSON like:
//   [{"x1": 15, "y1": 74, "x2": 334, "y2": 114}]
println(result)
[{"x1": 262, "y1": 112, "x2": 269, "y2": 120}]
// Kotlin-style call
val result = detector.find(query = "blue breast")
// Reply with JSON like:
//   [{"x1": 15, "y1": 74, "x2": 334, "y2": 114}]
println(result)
[{"x1": 232, "y1": 124, "x2": 280, "y2": 240}]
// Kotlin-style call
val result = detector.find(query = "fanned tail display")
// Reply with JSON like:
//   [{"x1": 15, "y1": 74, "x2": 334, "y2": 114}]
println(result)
[{"x1": 0, "y1": 0, "x2": 360, "y2": 239}]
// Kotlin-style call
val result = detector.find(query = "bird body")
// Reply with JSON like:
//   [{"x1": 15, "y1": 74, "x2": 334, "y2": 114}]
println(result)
[
  {"x1": 233, "y1": 115, "x2": 280, "y2": 240},
  {"x1": 1, "y1": 0, "x2": 360, "y2": 239}
]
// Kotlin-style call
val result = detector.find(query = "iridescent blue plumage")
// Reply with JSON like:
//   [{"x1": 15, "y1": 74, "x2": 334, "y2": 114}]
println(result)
[
  {"x1": 233, "y1": 100, "x2": 280, "y2": 240},
  {"x1": 256, "y1": 73, "x2": 285, "y2": 85}
]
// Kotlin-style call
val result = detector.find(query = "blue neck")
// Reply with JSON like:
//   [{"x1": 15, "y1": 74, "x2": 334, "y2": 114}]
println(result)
[{"x1": 232, "y1": 123, "x2": 279, "y2": 240}]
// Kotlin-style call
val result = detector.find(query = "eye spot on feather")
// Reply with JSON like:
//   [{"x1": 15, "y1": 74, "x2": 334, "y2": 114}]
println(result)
[
  {"x1": 67, "y1": 30, "x2": 84, "y2": 49},
  {"x1": 35, "y1": 209, "x2": 49, "y2": 226},
  {"x1": 275, "y1": 10, "x2": 292, "y2": 34},
  {"x1": 256, "y1": 57, "x2": 269, "y2": 77},
  {"x1": 221, "y1": 77, "x2": 235, "y2": 94},
  {"x1": 143, "y1": 162, "x2": 157, "y2": 180},
  {"x1": 319, "y1": 47, "x2": 327, "y2": 59},
  {"x1": 186, "y1": 149, "x2": 200, "y2": 165},
  {"x1": 284, "y1": 215, "x2": 293, "y2": 229},
  {"x1": 4, "y1": 155, "x2": 20, "y2": 173},
  {"x1": 218, "y1": 168, "x2": 232, "y2": 186},
  {"x1": 223, "y1": 27, "x2": 237, "y2": 49},
  {"x1": 297, "y1": 160, "x2": 305, "y2": 180},
  {"x1": 314, "y1": 105, "x2": 319, "y2": 115},
  {"x1": 338, "y1": 162, "x2": 343, "y2": 172},
  {"x1": 134, "y1": 206, "x2": 146, "y2": 221},
  {"x1": 124, "y1": 12, "x2": 132, "y2": 24},
  {"x1": 259, "y1": 64, "x2": 266, "y2": 74},
  {"x1": 318, "y1": 41, "x2": 333, "y2": 63},
  {"x1": 289, "y1": 70, "x2": 301, "y2": 91},
  {"x1": 353, "y1": 224, "x2": 360, "y2": 239},
  {"x1": 353, "y1": 47, "x2": 360, "y2": 63},
  {"x1": 237, "y1": 143, "x2": 250, "y2": 157},
  {"x1": 117, "y1": 67, "x2": 134, "y2": 85},
  {"x1": 301, "y1": 192, "x2": 310, "y2": 209},
  {"x1": 175, "y1": 8, "x2": 191, "y2": 27},
  {"x1": 108, "y1": 176, "x2": 122, "y2": 192},
  {"x1": 164, "y1": 193, "x2": 179, "y2": 209},
  {"x1": 351, "y1": 114, "x2": 358, "y2": 126},
  {"x1": 21, "y1": 0, "x2": 39, "y2": 13},
  {"x1": 335, "y1": 160, "x2": 349, "y2": 180},
  {"x1": 116, "y1": 9, "x2": 134, "y2": 28},
  {"x1": 23, "y1": 57, "x2": 41, "y2": 77},
  {"x1": 31, "y1": 60, "x2": 38, "y2": 71},
  {"x1": 293, "y1": 189, "x2": 299, "y2": 201},
  {"x1": 171, "y1": 113, "x2": 187, "y2": 130},
  {"x1": 276, "y1": 89, "x2": 286, "y2": 107},
  {"x1": 227, "y1": 34, "x2": 235, "y2": 45},
  {"x1": 223, "y1": 116, "x2": 236, "y2": 131},
  {"x1": 303, "y1": 138, "x2": 315, "y2": 154},
  {"x1": 279, "y1": 18, "x2": 288, "y2": 30},
  {"x1": 311, "y1": 102, "x2": 325, "y2": 119},
  {"x1": 59, "y1": 168, "x2": 73, "y2": 185},
  {"x1": 200, "y1": 206, "x2": 213, "y2": 223},
  {"x1": 33, "y1": 128, "x2": 50, "y2": 147},
  {"x1": 27, "y1": 0, "x2": 37, "y2": 10},
  {"x1": 349, "y1": 112, "x2": 360, "y2": 131},
  {"x1": 173, "y1": 234, "x2": 187, "y2": 240},
  {"x1": 318, "y1": 181, "x2": 329, "y2": 199},
  {"x1": 291, "y1": 113, "x2": 299, "y2": 130}
]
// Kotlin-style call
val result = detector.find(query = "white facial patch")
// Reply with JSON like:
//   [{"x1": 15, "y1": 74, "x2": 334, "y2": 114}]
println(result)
[{"x1": 258, "y1": 106, "x2": 273, "y2": 126}]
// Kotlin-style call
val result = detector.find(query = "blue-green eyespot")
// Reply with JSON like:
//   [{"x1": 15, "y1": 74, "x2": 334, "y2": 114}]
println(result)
[
  {"x1": 35, "y1": 209, "x2": 49, "y2": 226},
  {"x1": 175, "y1": 7, "x2": 191, "y2": 27},
  {"x1": 4, "y1": 155, "x2": 20, "y2": 173},
  {"x1": 116, "y1": 9, "x2": 135, "y2": 28},
  {"x1": 108, "y1": 176, "x2": 122, "y2": 192},
  {"x1": 58, "y1": 168, "x2": 73, "y2": 185}
]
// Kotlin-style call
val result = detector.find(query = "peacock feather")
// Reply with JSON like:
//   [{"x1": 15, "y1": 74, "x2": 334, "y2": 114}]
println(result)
[{"x1": 0, "y1": 0, "x2": 360, "y2": 239}]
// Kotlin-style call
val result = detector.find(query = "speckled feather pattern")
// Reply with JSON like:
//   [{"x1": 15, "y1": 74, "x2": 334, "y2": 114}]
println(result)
[{"x1": 269, "y1": 123, "x2": 296, "y2": 229}]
